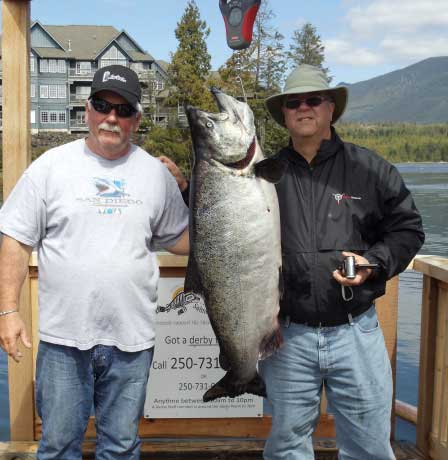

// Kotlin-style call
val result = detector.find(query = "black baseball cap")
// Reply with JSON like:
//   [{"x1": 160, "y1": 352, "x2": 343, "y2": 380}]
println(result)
[{"x1": 90, "y1": 65, "x2": 141, "y2": 108}]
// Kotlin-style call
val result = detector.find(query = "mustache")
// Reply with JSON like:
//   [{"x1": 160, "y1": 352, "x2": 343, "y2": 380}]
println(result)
[{"x1": 98, "y1": 122, "x2": 121, "y2": 134}]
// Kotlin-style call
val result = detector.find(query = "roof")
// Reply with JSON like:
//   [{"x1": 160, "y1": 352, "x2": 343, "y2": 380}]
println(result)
[{"x1": 29, "y1": 24, "x2": 153, "y2": 62}]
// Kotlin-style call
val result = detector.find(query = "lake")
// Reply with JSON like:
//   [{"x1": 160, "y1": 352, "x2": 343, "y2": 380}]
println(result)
[{"x1": 1, "y1": 162, "x2": 447, "y2": 441}]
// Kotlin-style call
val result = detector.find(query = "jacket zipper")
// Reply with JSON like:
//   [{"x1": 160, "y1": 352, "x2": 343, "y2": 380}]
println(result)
[{"x1": 309, "y1": 165, "x2": 320, "y2": 322}]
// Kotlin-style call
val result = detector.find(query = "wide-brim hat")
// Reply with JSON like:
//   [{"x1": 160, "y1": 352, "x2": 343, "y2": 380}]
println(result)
[{"x1": 266, "y1": 64, "x2": 348, "y2": 127}]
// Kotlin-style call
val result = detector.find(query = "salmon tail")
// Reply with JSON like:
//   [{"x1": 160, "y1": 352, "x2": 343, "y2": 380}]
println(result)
[
  {"x1": 259, "y1": 322, "x2": 283, "y2": 360},
  {"x1": 203, "y1": 372, "x2": 267, "y2": 402}
]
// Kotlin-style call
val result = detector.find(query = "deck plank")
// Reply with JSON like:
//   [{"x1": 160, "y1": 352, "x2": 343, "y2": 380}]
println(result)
[{"x1": 0, "y1": 440, "x2": 429, "y2": 460}]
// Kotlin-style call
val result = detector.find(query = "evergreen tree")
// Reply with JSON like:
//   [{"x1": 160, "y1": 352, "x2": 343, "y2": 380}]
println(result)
[
  {"x1": 167, "y1": 0, "x2": 213, "y2": 110},
  {"x1": 288, "y1": 22, "x2": 331, "y2": 82}
]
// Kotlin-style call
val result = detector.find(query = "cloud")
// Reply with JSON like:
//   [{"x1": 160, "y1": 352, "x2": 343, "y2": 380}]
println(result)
[
  {"x1": 327, "y1": 0, "x2": 448, "y2": 68},
  {"x1": 381, "y1": 37, "x2": 448, "y2": 60},
  {"x1": 347, "y1": 0, "x2": 448, "y2": 37},
  {"x1": 325, "y1": 39, "x2": 384, "y2": 66}
]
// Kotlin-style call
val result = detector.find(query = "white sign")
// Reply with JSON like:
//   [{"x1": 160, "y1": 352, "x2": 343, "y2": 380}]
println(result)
[{"x1": 144, "y1": 277, "x2": 263, "y2": 418}]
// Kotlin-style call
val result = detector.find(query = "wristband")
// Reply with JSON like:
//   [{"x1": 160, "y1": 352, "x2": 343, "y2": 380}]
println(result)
[{"x1": 0, "y1": 310, "x2": 18, "y2": 317}]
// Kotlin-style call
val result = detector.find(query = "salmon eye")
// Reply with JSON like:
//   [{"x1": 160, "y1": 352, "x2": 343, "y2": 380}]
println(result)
[{"x1": 206, "y1": 121, "x2": 213, "y2": 128}]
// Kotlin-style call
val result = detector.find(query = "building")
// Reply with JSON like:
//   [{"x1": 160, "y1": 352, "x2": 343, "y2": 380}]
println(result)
[{"x1": 0, "y1": 22, "x2": 170, "y2": 133}]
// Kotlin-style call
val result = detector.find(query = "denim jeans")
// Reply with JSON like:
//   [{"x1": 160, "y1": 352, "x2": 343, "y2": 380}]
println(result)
[
  {"x1": 35, "y1": 342, "x2": 153, "y2": 460},
  {"x1": 259, "y1": 305, "x2": 395, "y2": 460}
]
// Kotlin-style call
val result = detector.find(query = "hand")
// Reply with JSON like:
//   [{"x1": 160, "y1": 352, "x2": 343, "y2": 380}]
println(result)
[
  {"x1": 332, "y1": 251, "x2": 373, "y2": 287},
  {"x1": 0, "y1": 312, "x2": 31, "y2": 363},
  {"x1": 158, "y1": 156, "x2": 188, "y2": 192}
]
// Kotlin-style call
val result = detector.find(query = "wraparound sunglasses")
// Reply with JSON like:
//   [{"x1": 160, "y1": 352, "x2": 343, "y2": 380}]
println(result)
[
  {"x1": 89, "y1": 97, "x2": 137, "y2": 118},
  {"x1": 284, "y1": 95, "x2": 330, "y2": 110}
]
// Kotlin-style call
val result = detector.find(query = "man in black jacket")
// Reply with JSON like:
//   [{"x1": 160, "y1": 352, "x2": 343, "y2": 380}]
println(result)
[{"x1": 259, "y1": 64, "x2": 424, "y2": 459}]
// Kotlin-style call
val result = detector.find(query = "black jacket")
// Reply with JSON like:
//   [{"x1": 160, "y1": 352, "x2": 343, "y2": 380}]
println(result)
[{"x1": 276, "y1": 129, "x2": 425, "y2": 326}]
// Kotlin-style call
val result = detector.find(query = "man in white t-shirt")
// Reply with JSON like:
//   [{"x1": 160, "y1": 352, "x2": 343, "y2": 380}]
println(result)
[{"x1": 0, "y1": 65, "x2": 189, "y2": 460}]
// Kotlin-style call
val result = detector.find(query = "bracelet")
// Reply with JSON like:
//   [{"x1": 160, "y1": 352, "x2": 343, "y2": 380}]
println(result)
[{"x1": 0, "y1": 310, "x2": 18, "y2": 317}]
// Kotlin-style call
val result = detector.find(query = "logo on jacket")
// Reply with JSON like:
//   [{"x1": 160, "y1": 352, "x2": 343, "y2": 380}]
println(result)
[{"x1": 333, "y1": 193, "x2": 362, "y2": 205}]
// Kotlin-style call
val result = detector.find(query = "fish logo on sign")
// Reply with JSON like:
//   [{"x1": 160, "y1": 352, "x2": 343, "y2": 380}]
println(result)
[{"x1": 156, "y1": 290, "x2": 204, "y2": 315}]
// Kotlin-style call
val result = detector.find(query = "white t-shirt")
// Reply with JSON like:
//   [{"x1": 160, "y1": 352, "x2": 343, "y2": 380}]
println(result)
[{"x1": 0, "y1": 139, "x2": 189, "y2": 351}]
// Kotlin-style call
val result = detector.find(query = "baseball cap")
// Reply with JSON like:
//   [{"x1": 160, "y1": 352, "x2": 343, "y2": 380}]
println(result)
[{"x1": 90, "y1": 65, "x2": 141, "y2": 108}]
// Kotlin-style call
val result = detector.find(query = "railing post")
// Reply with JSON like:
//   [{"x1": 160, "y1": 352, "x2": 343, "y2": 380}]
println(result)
[
  {"x1": 416, "y1": 275, "x2": 439, "y2": 455},
  {"x1": 1, "y1": 0, "x2": 34, "y2": 441}
]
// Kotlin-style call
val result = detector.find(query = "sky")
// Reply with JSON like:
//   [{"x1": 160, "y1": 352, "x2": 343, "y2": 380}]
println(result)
[{"x1": 1, "y1": 0, "x2": 447, "y2": 85}]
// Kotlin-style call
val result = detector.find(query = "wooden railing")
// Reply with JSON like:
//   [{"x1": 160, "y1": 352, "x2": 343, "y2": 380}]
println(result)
[
  {"x1": 1, "y1": 253, "x2": 442, "y2": 460},
  {"x1": 413, "y1": 255, "x2": 448, "y2": 459},
  {"x1": 391, "y1": 255, "x2": 448, "y2": 460}
]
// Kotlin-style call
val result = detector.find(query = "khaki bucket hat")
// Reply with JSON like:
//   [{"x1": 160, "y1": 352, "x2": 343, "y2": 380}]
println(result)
[{"x1": 266, "y1": 64, "x2": 348, "y2": 127}]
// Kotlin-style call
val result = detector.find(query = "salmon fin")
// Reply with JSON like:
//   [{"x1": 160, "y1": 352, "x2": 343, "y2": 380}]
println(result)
[
  {"x1": 254, "y1": 158, "x2": 287, "y2": 184},
  {"x1": 184, "y1": 252, "x2": 204, "y2": 296},
  {"x1": 219, "y1": 351, "x2": 231, "y2": 371},
  {"x1": 259, "y1": 323, "x2": 283, "y2": 360},
  {"x1": 203, "y1": 372, "x2": 266, "y2": 402}
]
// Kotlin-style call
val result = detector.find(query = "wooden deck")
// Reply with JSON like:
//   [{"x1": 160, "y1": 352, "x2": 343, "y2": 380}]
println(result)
[{"x1": 0, "y1": 439, "x2": 429, "y2": 459}]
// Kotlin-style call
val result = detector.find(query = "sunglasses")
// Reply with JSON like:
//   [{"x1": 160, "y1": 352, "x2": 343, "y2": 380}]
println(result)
[
  {"x1": 89, "y1": 97, "x2": 137, "y2": 118},
  {"x1": 284, "y1": 95, "x2": 329, "y2": 110}
]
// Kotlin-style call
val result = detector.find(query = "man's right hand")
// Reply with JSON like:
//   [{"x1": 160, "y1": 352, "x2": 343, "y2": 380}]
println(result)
[
  {"x1": 158, "y1": 156, "x2": 189, "y2": 192},
  {"x1": 0, "y1": 312, "x2": 31, "y2": 363}
]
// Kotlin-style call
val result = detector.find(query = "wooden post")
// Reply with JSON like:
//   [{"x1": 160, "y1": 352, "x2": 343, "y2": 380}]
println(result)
[
  {"x1": 376, "y1": 276, "x2": 399, "y2": 438},
  {"x1": 416, "y1": 275, "x2": 438, "y2": 456},
  {"x1": 2, "y1": 0, "x2": 34, "y2": 441}
]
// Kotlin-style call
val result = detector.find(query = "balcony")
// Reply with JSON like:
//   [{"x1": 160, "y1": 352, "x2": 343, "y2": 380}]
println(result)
[
  {"x1": 68, "y1": 69, "x2": 97, "y2": 81},
  {"x1": 69, "y1": 94, "x2": 89, "y2": 106}
]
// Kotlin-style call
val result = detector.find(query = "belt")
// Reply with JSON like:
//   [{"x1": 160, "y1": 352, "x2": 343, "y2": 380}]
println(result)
[{"x1": 282, "y1": 303, "x2": 372, "y2": 328}]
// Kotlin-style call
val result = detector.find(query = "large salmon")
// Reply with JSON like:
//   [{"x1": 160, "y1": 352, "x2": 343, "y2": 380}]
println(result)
[{"x1": 185, "y1": 88, "x2": 285, "y2": 402}]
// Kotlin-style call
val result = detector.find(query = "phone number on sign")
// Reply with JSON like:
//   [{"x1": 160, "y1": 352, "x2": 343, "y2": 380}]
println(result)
[
  {"x1": 178, "y1": 381, "x2": 215, "y2": 391},
  {"x1": 152, "y1": 356, "x2": 221, "y2": 370}
]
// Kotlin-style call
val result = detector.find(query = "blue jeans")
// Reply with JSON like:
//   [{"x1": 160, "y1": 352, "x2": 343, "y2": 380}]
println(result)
[
  {"x1": 259, "y1": 305, "x2": 395, "y2": 460},
  {"x1": 35, "y1": 342, "x2": 153, "y2": 460}
]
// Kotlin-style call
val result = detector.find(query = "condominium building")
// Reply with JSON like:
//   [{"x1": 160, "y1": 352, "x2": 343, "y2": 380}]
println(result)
[{"x1": 0, "y1": 21, "x2": 170, "y2": 132}]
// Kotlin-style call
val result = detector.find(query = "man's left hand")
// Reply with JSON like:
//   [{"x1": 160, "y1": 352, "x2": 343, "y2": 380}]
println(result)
[{"x1": 332, "y1": 251, "x2": 373, "y2": 286}]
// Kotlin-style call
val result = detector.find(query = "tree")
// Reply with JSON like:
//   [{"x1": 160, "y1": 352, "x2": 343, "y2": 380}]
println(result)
[
  {"x1": 287, "y1": 22, "x2": 331, "y2": 82},
  {"x1": 167, "y1": 0, "x2": 214, "y2": 110}
]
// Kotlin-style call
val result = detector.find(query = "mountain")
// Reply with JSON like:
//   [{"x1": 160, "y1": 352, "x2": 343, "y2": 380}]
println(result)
[{"x1": 341, "y1": 57, "x2": 448, "y2": 123}]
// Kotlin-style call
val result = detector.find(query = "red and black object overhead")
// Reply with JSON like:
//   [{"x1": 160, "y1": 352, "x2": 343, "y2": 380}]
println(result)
[{"x1": 219, "y1": 0, "x2": 261, "y2": 50}]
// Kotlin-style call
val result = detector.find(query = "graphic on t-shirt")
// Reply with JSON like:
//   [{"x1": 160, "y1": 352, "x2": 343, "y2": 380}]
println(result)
[{"x1": 94, "y1": 177, "x2": 128, "y2": 198}]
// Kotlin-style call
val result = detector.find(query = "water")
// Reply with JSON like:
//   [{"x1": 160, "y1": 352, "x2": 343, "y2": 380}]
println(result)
[{"x1": 1, "y1": 163, "x2": 447, "y2": 442}]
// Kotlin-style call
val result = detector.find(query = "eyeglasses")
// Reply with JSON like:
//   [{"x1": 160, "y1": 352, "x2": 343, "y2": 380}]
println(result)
[
  {"x1": 284, "y1": 96, "x2": 329, "y2": 110},
  {"x1": 89, "y1": 97, "x2": 137, "y2": 118}
]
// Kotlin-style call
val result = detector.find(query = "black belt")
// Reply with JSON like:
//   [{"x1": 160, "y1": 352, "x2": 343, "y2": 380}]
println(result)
[{"x1": 282, "y1": 303, "x2": 372, "y2": 328}]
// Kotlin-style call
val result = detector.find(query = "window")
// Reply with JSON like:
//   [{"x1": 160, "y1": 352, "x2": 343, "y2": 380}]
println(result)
[
  {"x1": 40, "y1": 111, "x2": 49, "y2": 123},
  {"x1": 76, "y1": 86, "x2": 91, "y2": 100},
  {"x1": 58, "y1": 111, "x2": 66, "y2": 123},
  {"x1": 30, "y1": 111, "x2": 36, "y2": 124},
  {"x1": 40, "y1": 110, "x2": 66, "y2": 124},
  {"x1": 152, "y1": 80, "x2": 164, "y2": 91},
  {"x1": 49, "y1": 112, "x2": 58, "y2": 123},
  {"x1": 40, "y1": 85, "x2": 49, "y2": 98},
  {"x1": 76, "y1": 111, "x2": 86, "y2": 124},
  {"x1": 40, "y1": 59, "x2": 48, "y2": 73},
  {"x1": 31, "y1": 84, "x2": 36, "y2": 98},
  {"x1": 76, "y1": 61, "x2": 92, "y2": 75},
  {"x1": 58, "y1": 60, "x2": 66, "y2": 73},
  {"x1": 30, "y1": 54, "x2": 35, "y2": 73},
  {"x1": 49, "y1": 60, "x2": 58, "y2": 73},
  {"x1": 58, "y1": 84, "x2": 66, "y2": 99},
  {"x1": 49, "y1": 85, "x2": 58, "y2": 99}
]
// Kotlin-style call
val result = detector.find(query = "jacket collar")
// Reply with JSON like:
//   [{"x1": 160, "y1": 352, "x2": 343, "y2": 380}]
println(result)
[{"x1": 280, "y1": 127, "x2": 344, "y2": 166}]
